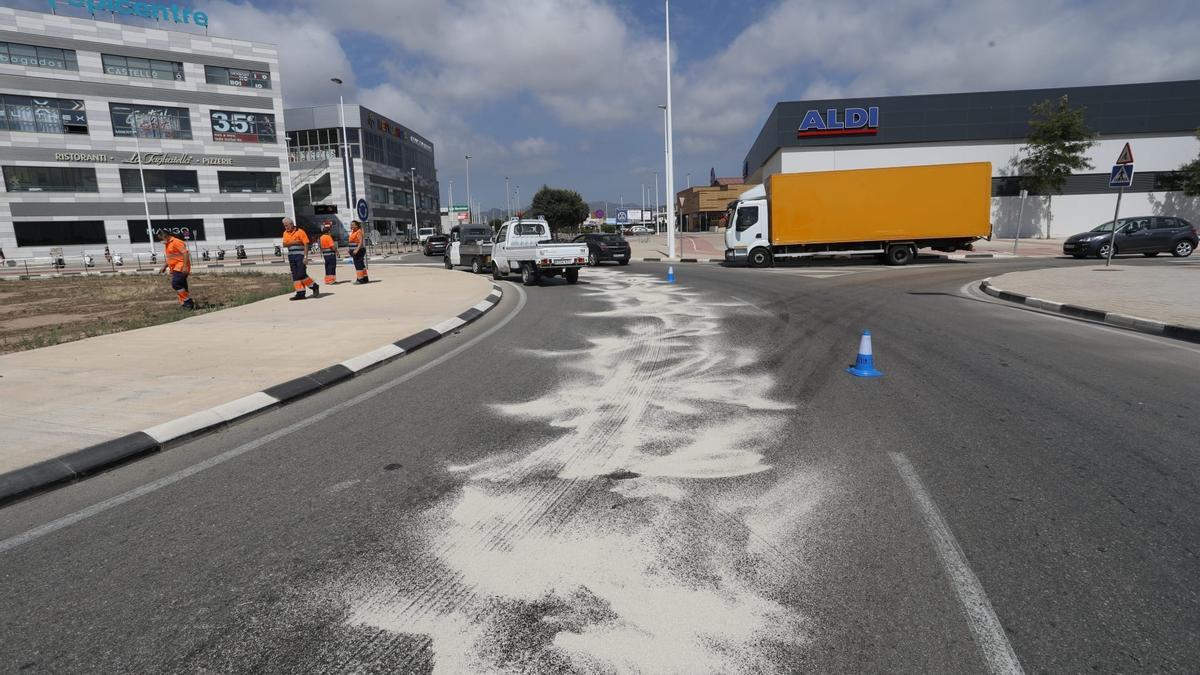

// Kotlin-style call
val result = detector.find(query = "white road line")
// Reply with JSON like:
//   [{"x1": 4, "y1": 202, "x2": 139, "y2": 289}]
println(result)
[
  {"x1": 889, "y1": 452, "x2": 1025, "y2": 675},
  {"x1": 0, "y1": 282, "x2": 528, "y2": 555}
]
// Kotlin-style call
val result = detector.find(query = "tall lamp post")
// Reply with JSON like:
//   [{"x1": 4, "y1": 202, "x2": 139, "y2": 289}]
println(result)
[
  {"x1": 505, "y1": 176, "x2": 511, "y2": 220},
  {"x1": 410, "y1": 167, "x2": 420, "y2": 239},
  {"x1": 515, "y1": 185, "x2": 520, "y2": 217},
  {"x1": 654, "y1": 171, "x2": 660, "y2": 232},
  {"x1": 130, "y1": 115, "x2": 154, "y2": 256},
  {"x1": 464, "y1": 154, "x2": 472, "y2": 224},
  {"x1": 331, "y1": 77, "x2": 353, "y2": 212},
  {"x1": 664, "y1": 0, "x2": 677, "y2": 259}
]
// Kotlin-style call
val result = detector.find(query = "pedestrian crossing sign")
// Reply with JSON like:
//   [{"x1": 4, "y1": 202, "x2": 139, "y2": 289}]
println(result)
[{"x1": 1109, "y1": 163, "x2": 1134, "y2": 188}]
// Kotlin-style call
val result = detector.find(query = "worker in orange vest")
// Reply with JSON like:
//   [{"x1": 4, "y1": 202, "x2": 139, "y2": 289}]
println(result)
[
  {"x1": 282, "y1": 217, "x2": 319, "y2": 300},
  {"x1": 318, "y1": 223, "x2": 338, "y2": 285},
  {"x1": 157, "y1": 229, "x2": 195, "y2": 309},
  {"x1": 348, "y1": 220, "x2": 369, "y2": 284}
]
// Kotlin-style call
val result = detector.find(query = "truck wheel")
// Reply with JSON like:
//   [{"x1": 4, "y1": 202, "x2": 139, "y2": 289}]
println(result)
[
  {"x1": 443, "y1": 256, "x2": 453, "y2": 269},
  {"x1": 521, "y1": 264, "x2": 540, "y2": 286},
  {"x1": 748, "y1": 248, "x2": 772, "y2": 268},
  {"x1": 471, "y1": 258, "x2": 482, "y2": 274},
  {"x1": 588, "y1": 252, "x2": 599, "y2": 266},
  {"x1": 565, "y1": 268, "x2": 579, "y2": 284},
  {"x1": 884, "y1": 244, "x2": 913, "y2": 266},
  {"x1": 492, "y1": 260, "x2": 506, "y2": 280}
]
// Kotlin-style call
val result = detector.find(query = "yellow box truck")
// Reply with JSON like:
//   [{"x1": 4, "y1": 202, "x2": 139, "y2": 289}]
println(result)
[{"x1": 724, "y1": 162, "x2": 993, "y2": 267}]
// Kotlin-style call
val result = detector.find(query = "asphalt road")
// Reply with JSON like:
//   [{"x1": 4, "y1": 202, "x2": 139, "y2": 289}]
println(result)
[{"x1": 2, "y1": 256, "x2": 1198, "y2": 673}]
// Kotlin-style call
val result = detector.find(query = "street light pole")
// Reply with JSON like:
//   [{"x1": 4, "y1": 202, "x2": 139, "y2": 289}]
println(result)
[
  {"x1": 505, "y1": 176, "x2": 512, "y2": 220},
  {"x1": 331, "y1": 78, "x2": 354, "y2": 212},
  {"x1": 410, "y1": 167, "x2": 420, "y2": 240},
  {"x1": 515, "y1": 185, "x2": 520, "y2": 217},
  {"x1": 662, "y1": 0, "x2": 679, "y2": 260},
  {"x1": 464, "y1": 154, "x2": 472, "y2": 224},
  {"x1": 132, "y1": 122, "x2": 154, "y2": 255},
  {"x1": 654, "y1": 171, "x2": 660, "y2": 232}
]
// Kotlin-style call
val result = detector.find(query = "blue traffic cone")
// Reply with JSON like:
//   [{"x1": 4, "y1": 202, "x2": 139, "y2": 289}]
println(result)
[
  {"x1": 846, "y1": 330, "x2": 883, "y2": 378},
  {"x1": 667, "y1": 265, "x2": 676, "y2": 283}
]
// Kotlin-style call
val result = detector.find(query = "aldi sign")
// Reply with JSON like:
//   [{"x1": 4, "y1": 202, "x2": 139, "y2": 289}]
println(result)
[{"x1": 797, "y1": 106, "x2": 880, "y2": 138}]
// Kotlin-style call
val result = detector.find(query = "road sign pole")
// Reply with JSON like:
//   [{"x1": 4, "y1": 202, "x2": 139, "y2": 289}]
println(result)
[
  {"x1": 1012, "y1": 188, "x2": 1028, "y2": 255},
  {"x1": 1106, "y1": 188, "x2": 1123, "y2": 268}
]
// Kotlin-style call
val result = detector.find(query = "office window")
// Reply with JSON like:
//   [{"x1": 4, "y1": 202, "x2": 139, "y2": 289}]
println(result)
[
  {"x1": 391, "y1": 189, "x2": 409, "y2": 207},
  {"x1": 127, "y1": 219, "x2": 206, "y2": 243},
  {"x1": 369, "y1": 185, "x2": 389, "y2": 204},
  {"x1": 217, "y1": 171, "x2": 281, "y2": 193},
  {"x1": 102, "y1": 54, "x2": 184, "y2": 81},
  {"x1": 118, "y1": 168, "x2": 199, "y2": 193},
  {"x1": 0, "y1": 94, "x2": 88, "y2": 134},
  {"x1": 110, "y1": 103, "x2": 192, "y2": 139},
  {"x1": 14, "y1": 220, "x2": 106, "y2": 246},
  {"x1": 3, "y1": 166, "x2": 98, "y2": 192},
  {"x1": 223, "y1": 216, "x2": 282, "y2": 240},
  {"x1": 0, "y1": 41, "x2": 78, "y2": 71},
  {"x1": 204, "y1": 65, "x2": 271, "y2": 89},
  {"x1": 210, "y1": 110, "x2": 277, "y2": 144}
]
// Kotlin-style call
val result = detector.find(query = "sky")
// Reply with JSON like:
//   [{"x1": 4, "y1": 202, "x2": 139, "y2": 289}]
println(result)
[{"x1": 15, "y1": 0, "x2": 1200, "y2": 211}]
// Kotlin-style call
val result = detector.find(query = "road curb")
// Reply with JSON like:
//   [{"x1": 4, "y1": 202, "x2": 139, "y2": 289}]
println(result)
[
  {"x1": 0, "y1": 283, "x2": 505, "y2": 507},
  {"x1": 979, "y1": 279, "x2": 1200, "y2": 344}
]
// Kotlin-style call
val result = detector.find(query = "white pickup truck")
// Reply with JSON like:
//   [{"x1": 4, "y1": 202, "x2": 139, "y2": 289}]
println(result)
[{"x1": 491, "y1": 217, "x2": 588, "y2": 285}]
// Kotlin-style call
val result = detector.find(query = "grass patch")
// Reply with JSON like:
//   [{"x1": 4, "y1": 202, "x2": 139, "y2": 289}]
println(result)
[{"x1": 0, "y1": 271, "x2": 294, "y2": 354}]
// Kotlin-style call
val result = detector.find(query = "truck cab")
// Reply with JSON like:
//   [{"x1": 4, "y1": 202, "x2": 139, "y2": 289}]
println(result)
[{"x1": 724, "y1": 185, "x2": 769, "y2": 266}]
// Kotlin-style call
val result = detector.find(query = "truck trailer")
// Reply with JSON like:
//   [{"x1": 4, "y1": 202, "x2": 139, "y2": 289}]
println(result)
[{"x1": 724, "y1": 163, "x2": 993, "y2": 267}]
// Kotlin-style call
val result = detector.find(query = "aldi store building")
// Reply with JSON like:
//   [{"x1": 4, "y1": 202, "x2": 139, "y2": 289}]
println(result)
[
  {"x1": 743, "y1": 80, "x2": 1200, "y2": 238},
  {"x1": 0, "y1": 7, "x2": 291, "y2": 259}
]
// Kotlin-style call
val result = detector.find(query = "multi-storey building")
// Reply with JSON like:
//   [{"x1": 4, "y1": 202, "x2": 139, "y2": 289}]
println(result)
[
  {"x1": 0, "y1": 7, "x2": 291, "y2": 258},
  {"x1": 285, "y1": 104, "x2": 439, "y2": 240}
]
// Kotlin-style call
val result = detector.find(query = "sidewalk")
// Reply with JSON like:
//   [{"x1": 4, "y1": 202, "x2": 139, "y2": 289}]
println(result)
[
  {"x1": 626, "y1": 233, "x2": 725, "y2": 261},
  {"x1": 0, "y1": 265, "x2": 494, "y2": 476},
  {"x1": 982, "y1": 264, "x2": 1200, "y2": 341}
]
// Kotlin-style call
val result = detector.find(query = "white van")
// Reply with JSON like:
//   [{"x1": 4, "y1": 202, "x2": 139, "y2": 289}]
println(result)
[{"x1": 417, "y1": 227, "x2": 436, "y2": 243}]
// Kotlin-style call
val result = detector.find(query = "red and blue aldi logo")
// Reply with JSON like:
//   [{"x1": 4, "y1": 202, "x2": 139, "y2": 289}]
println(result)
[{"x1": 797, "y1": 106, "x2": 880, "y2": 138}]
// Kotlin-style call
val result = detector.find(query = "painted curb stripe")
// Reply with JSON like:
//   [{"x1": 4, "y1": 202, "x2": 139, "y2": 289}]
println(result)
[
  {"x1": 59, "y1": 432, "x2": 161, "y2": 477},
  {"x1": 431, "y1": 317, "x2": 467, "y2": 334},
  {"x1": 0, "y1": 286, "x2": 504, "y2": 507},
  {"x1": 980, "y1": 280, "x2": 1200, "y2": 344},
  {"x1": 395, "y1": 328, "x2": 442, "y2": 352},
  {"x1": 457, "y1": 307, "x2": 484, "y2": 323},
  {"x1": 340, "y1": 344, "x2": 405, "y2": 373},
  {"x1": 643, "y1": 257, "x2": 661, "y2": 261}
]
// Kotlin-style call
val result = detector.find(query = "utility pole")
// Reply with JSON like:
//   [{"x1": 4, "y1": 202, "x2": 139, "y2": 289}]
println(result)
[
  {"x1": 505, "y1": 176, "x2": 511, "y2": 220},
  {"x1": 464, "y1": 154, "x2": 472, "y2": 224}
]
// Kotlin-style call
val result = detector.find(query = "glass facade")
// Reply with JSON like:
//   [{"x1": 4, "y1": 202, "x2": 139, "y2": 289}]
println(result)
[
  {"x1": 217, "y1": 171, "x2": 282, "y2": 193},
  {"x1": 118, "y1": 168, "x2": 199, "y2": 193},
  {"x1": 127, "y1": 219, "x2": 206, "y2": 243},
  {"x1": 102, "y1": 54, "x2": 185, "y2": 81},
  {"x1": 3, "y1": 166, "x2": 98, "y2": 192},
  {"x1": 285, "y1": 127, "x2": 360, "y2": 160},
  {"x1": 13, "y1": 221, "x2": 106, "y2": 247},
  {"x1": 224, "y1": 217, "x2": 283, "y2": 240},
  {"x1": 204, "y1": 65, "x2": 271, "y2": 89},
  {"x1": 0, "y1": 41, "x2": 78, "y2": 70},
  {"x1": 0, "y1": 94, "x2": 89, "y2": 134},
  {"x1": 110, "y1": 103, "x2": 192, "y2": 139}
]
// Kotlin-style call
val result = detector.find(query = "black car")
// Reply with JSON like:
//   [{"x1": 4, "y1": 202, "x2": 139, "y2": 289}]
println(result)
[
  {"x1": 1063, "y1": 216, "x2": 1197, "y2": 259},
  {"x1": 573, "y1": 233, "x2": 631, "y2": 265},
  {"x1": 423, "y1": 234, "x2": 449, "y2": 256}
]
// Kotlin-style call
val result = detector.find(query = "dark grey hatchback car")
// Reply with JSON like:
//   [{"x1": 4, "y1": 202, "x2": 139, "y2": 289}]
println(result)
[{"x1": 1063, "y1": 216, "x2": 1197, "y2": 259}]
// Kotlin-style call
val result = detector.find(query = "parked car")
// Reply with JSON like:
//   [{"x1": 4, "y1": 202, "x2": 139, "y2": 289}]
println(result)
[
  {"x1": 627, "y1": 225, "x2": 654, "y2": 235},
  {"x1": 1062, "y1": 216, "x2": 1197, "y2": 259},
  {"x1": 423, "y1": 234, "x2": 449, "y2": 256},
  {"x1": 573, "y1": 233, "x2": 631, "y2": 266}
]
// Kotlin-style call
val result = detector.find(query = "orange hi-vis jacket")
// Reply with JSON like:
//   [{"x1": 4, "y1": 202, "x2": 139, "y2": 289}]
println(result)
[
  {"x1": 348, "y1": 229, "x2": 363, "y2": 250},
  {"x1": 282, "y1": 228, "x2": 309, "y2": 255},
  {"x1": 164, "y1": 236, "x2": 190, "y2": 273},
  {"x1": 318, "y1": 233, "x2": 336, "y2": 254}
]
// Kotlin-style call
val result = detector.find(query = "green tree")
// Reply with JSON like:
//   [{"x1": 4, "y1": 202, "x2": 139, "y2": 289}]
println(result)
[
  {"x1": 1176, "y1": 129, "x2": 1200, "y2": 196},
  {"x1": 529, "y1": 185, "x2": 589, "y2": 233},
  {"x1": 1019, "y1": 95, "x2": 1097, "y2": 238},
  {"x1": 488, "y1": 218, "x2": 504, "y2": 230}
]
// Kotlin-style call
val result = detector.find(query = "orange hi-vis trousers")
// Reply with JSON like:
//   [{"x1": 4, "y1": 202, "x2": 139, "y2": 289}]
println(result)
[
  {"x1": 352, "y1": 248, "x2": 367, "y2": 279},
  {"x1": 323, "y1": 253, "x2": 337, "y2": 285},
  {"x1": 288, "y1": 254, "x2": 314, "y2": 292},
  {"x1": 170, "y1": 271, "x2": 191, "y2": 304}
]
